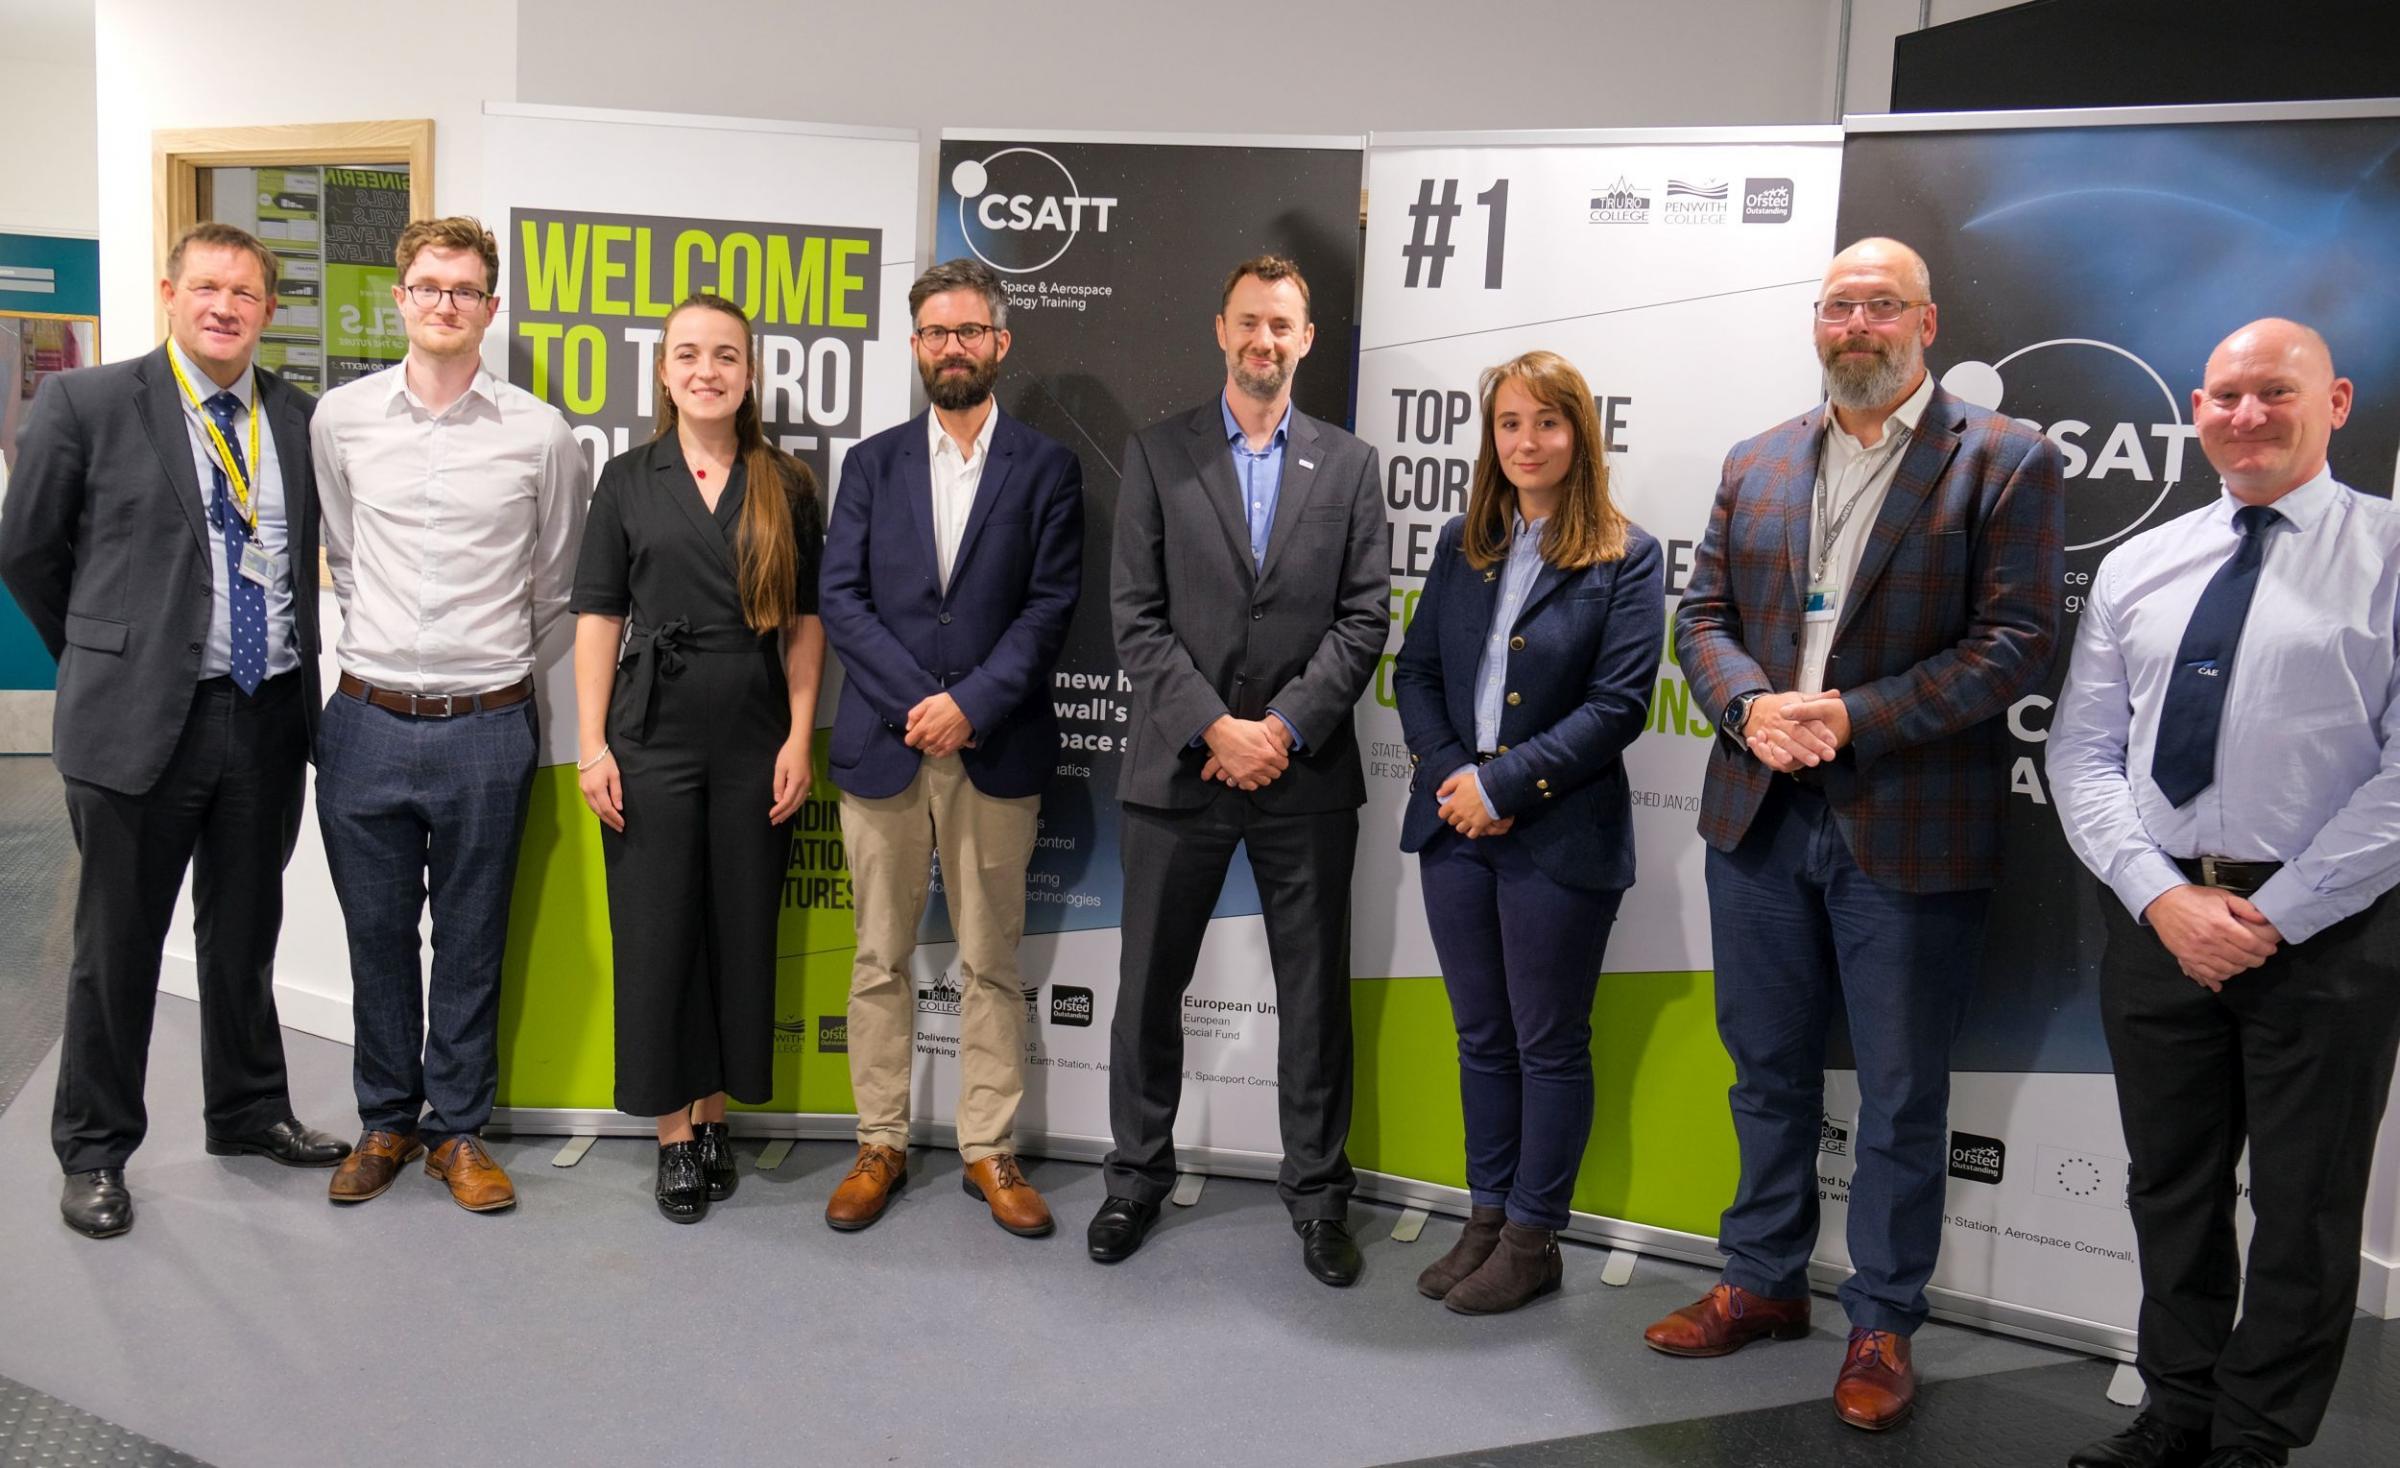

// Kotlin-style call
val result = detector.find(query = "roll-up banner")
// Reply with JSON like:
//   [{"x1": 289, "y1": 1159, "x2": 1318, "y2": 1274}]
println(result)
[
  {"x1": 1829, "y1": 98, "x2": 2400, "y2": 1354},
  {"x1": 478, "y1": 102, "x2": 920, "y2": 1126},
  {"x1": 922, "y1": 129, "x2": 1364, "y2": 1166},
  {"x1": 1352, "y1": 127, "x2": 1843, "y2": 1256}
]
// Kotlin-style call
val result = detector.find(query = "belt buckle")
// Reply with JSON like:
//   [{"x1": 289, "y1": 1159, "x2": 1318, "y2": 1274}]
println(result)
[
  {"x1": 411, "y1": 690, "x2": 457, "y2": 718},
  {"x1": 2199, "y1": 855, "x2": 2223, "y2": 888}
]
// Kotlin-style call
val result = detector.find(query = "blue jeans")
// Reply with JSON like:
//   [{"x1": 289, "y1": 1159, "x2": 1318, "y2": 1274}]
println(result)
[
  {"x1": 1706, "y1": 780, "x2": 1988, "y2": 1335},
  {"x1": 1418, "y1": 828, "x2": 1624, "y2": 1231},
  {"x1": 315, "y1": 689, "x2": 536, "y2": 1141}
]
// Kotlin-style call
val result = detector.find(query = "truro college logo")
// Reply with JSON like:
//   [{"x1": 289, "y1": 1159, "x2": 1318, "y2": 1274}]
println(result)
[
  {"x1": 950, "y1": 147, "x2": 1117, "y2": 275},
  {"x1": 1587, "y1": 177, "x2": 1652, "y2": 224}
]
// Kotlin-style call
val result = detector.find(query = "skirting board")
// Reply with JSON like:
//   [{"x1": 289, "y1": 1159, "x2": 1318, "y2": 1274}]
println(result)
[{"x1": 0, "y1": 691, "x2": 54, "y2": 753}]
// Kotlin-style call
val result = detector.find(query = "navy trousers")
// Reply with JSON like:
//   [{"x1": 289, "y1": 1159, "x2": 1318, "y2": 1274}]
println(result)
[
  {"x1": 1418, "y1": 828, "x2": 1623, "y2": 1230},
  {"x1": 315, "y1": 689, "x2": 536, "y2": 1142},
  {"x1": 1705, "y1": 780, "x2": 1989, "y2": 1335}
]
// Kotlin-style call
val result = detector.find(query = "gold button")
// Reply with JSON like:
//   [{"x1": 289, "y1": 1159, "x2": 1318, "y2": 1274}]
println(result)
[
  {"x1": 1495, "y1": 744, "x2": 1509, "y2": 755},
  {"x1": 1506, "y1": 691, "x2": 1521, "y2": 706},
  {"x1": 1409, "y1": 754, "x2": 1419, "y2": 765},
  {"x1": 1536, "y1": 779, "x2": 1548, "y2": 790},
  {"x1": 1509, "y1": 635, "x2": 1525, "y2": 651},
  {"x1": 1542, "y1": 791, "x2": 1553, "y2": 799}
]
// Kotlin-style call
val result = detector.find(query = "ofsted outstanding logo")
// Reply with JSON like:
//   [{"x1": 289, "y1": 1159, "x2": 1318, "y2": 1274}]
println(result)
[
  {"x1": 1940, "y1": 339, "x2": 2201, "y2": 553},
  {"x1": 949, "y1": 148, "x2": 1117, "y2": 275}
]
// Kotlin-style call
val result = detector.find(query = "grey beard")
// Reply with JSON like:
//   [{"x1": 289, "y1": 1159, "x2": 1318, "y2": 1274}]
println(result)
[
  {"x1": 1823, "y1": 344, "x2": 1916, "y2": 412},
  {"x1": 1232, "y1": 358, "x2": 1290, "y2": 401}
]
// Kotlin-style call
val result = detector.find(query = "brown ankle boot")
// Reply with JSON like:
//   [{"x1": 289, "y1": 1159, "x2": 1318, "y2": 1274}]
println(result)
[
  {"x1": 1443, "y1": 1220, "x2": 1563, "y2": 1315},
  {"x1": 1416, "y1": 1205, "x2": 1506, "y2": 1299}
]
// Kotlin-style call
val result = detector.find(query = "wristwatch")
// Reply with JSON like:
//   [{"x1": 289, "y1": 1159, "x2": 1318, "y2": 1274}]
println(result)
[{"x1": 1722, "y1": 691, "x2": 1763, "y2": 753}]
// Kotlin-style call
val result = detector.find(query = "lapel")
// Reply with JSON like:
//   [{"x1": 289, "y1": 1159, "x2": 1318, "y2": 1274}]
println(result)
[
  {"x1": 1255, "y1": 408, "x2": 1317, "y2": 585},
  {"x1": 1182, "y1": 400, "x2": 1256, "y2": 586},
  {"x1": 1780, "y1": 406, "x2": 1827, "y2": 614},
  {"x1": 1833, "y1": 388, "x2": 1963, "y2": 644},
  {"x1": 651, "y1": 434, "x2": 738, "y2": 579},
  {"x1": 944, "y1": 407, "x2": 1019, "y2": 596},
  {"x1": 261, "y1": 371, "x2": 310, "y2": 534},
  {"x1": 136, "y1": 346, "x2": 214, "y2": 562},
  {"x1": 895, "y1": 412, "x2": 941, "y2": 582}
]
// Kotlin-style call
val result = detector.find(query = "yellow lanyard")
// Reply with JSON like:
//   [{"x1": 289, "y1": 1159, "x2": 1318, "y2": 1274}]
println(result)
[{"x1": 166, "y1": 348, "x2": 263, "y2": 531}]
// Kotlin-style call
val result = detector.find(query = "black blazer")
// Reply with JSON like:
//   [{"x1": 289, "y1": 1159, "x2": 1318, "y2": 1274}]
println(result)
[
  {"x1": 1393, "y1": 515, "x2": 1665, "y2": 892},
  {"x1": 0, "y1": 344, "x2": 320, "y2": 795},
  {"x1": 1109, "y1": 399, "x2": 1390, "y2": 814}
]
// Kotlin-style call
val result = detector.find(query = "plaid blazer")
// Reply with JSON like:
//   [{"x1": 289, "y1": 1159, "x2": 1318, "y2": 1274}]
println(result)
[{"x1": 1675, "y1": 385, "x2": 2065, "y2": 893}]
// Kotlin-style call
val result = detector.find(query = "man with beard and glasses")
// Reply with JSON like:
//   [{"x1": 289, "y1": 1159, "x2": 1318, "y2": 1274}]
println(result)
[
  {"x1": 1089, "y1": 255, "x2": 1390, "y2": 1287},
  {"x1": 818, "y1": 257, "x2": 1083, "y2": 1237},
  {"x1": 1650, "y1": 237, "x2": 2064, "y2": 1431}
]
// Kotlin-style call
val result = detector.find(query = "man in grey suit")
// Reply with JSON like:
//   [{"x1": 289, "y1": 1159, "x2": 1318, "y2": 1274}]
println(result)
[
  {"x1": 1090, "y1": 255, "x2": 1391, "y2": 1285},
  {"x1": 0, "y1": 222, "x2": 348, "y2": 1240}
]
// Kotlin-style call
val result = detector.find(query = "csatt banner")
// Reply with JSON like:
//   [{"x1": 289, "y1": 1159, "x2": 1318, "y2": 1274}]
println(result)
[{"x1": 1825, "y1": 99, "x2": 2400, "y2": 1350}]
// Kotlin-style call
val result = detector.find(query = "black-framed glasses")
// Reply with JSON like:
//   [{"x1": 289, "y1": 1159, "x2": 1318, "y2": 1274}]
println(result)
[
  {"x1": 1815, "y1": 297, "x2": 1928, "y2": 325},
  {"x1": 403, "y1": 283, "x2": 492, "y2": 310},
  {"x1": 914, "y1": 323, "x2": 998, "y2": 350}
]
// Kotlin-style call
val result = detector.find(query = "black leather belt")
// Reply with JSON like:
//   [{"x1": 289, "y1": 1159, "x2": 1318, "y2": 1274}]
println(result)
[
  {"x1": 2174, "y1": 856, "x2": 2283, "y2": 896},
  {"x1": 339, "y1": 671, "x2": 533, "y2": 719}
]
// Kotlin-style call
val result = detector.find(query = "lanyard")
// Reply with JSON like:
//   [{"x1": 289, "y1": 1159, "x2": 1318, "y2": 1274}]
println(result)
[
  {"x1": 165, "y1": 348, "x2": 263, "y2": 531},
  {"x1": 1812, "y1": 423, "x2": 1910, "y2": 584}
]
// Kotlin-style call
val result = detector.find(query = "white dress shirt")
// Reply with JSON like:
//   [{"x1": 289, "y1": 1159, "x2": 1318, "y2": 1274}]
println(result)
[
  {"x1": 168, "y1": 339, "x2": 300, "y2": 682},
  {"x1": 2049, "y1": 469, "x2": 2400, "y2": 944},
  {"x1": 311, "y1": 358, "x2": 589, "y2": 691},
  {"x1": 928, "y1": 402, "x2": 999, "y2": 592},
  {"x1": 1800, "y1": 371, "x2": 1933, "y2": 694}
]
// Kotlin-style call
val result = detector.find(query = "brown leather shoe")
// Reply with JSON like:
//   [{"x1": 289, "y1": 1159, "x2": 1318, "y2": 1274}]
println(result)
[
  {"x1": 1833, "y1": 1327, "x2": 1916, "y2": 1431},
  {"x1": 424, "y1": 1135, "x2": 516, "y2": 1213},
  {"x1": 825, "y1": 1143, "x2": 908, "y2": 1231},
  {"x1": 1643, "y1": 1282, "x2": 1812, "y2": 1357},
  {"x1": 328, "y1": 1130, "x2": 425, "y2": 1204},
  {"x1": 961, "y1": 1152, "x2": 1054, "y2": 1238}
]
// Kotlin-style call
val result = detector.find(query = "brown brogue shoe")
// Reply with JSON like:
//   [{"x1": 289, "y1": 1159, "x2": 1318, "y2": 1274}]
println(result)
[
  {"x1": 962, "y1": 1152, "x2": 1054, "y2": 1238},
  {"x1": 424, "y1": 1135, "x2": 516, "y2": 1213},
  {"x1": 825, "y1": 1143, "x2": 907, "y2": 1231},
  {"x1": 1643, "y1": 1282, "x2": 1812, "y2": 1357},
  {"x1": 1833, "y1": 1327, "x2": 1916, "y2": 1431},
  {"x1": 328, "y1": 1130, "x2": 425, "y2": 1204}
]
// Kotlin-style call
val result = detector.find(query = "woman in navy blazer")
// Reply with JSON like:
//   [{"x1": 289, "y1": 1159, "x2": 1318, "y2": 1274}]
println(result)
[{"x1": 1394, "y1": 350, "x2": 1664, "y2": 1314}]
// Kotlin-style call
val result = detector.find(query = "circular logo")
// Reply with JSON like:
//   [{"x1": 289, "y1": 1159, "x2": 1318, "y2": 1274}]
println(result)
[
  {"x1": 951, "y1": 147, "x2": 1089, "y2": 275},
  {"x1": 2051, "y1": 1157, "x2": 2103, "y2": 1198},
  {"x1": 1940, "y1": 339, "x2": 2195, "y2": 553}
]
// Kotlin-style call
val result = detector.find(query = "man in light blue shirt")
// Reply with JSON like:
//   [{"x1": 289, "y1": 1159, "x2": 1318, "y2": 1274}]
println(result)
[{"x1": 2050, "y1": 318, "x2": 2400, "y2": 1468}]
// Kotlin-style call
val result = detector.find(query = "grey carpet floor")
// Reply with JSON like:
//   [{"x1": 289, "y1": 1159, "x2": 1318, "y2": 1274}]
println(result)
[{"x1": 0, "y1": 999, "x2": 2087, "y2": 1468}]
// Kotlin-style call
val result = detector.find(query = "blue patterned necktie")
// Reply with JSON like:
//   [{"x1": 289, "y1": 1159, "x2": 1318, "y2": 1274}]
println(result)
[
  {"x1": 204, "y1": 389, "x2": 270, "y2": 695},
  {"x1": 2150, "y1": 503, "x2": 2280, "y2": 807}
]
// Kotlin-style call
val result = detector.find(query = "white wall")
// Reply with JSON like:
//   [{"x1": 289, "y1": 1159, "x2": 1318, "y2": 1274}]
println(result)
[{"x1": 0, "y1": 0, "x2": 97, "y2": 236}]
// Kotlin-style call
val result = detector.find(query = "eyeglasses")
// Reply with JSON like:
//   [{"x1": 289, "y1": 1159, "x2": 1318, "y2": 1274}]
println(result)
[
  {"x1": 403, "y1": 283, "x2": 492, "y2": 310},
  {"x1": 914, "y1": 323, "x2": 998, "y2": 350},
  {"x1": 1815, "y1": 297, "x2": 1928, "y2": 325}
]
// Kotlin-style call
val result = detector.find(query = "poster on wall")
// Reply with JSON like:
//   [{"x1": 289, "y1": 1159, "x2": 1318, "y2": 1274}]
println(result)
[
  {"x1": 208, "y1": 164, "x2": 408, "y2": 393},
  {"x1": 928, "y1": 129, "x2": 1364, "y2": 1160},
  {"x1": 1825, "y1": 99, "x2": 2400, "y2": 1349}
]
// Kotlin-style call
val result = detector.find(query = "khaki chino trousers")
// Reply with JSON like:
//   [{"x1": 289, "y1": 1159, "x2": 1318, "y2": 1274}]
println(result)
[{"x1": 839, "y1": 754, "x2": 1040, "y2": 1162}]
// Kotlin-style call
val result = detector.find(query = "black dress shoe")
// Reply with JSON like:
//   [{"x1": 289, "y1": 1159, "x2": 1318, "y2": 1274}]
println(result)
[
  {"x1": 656, "y1": 1140, "x2": 708, "y2": 1224},
  {"x1": 2195, "y1": 1450, "x2": 2283, "y2": 1467},
  {"x1": 2068, "y1": 1413, "x2": 2210, "y2": 1468},
  {"x1": 1086, "y1": 1195, "x2": 1159, "y2": 1263},
  {"x1": 61, "y1": 1169, "x2": 133, "y2": 1239},
  {"x1": 204, "y1": 1117, "x2": 352, "y2": 1168},
  {"x1": 694, "y1": 1121, "x2": 738, "y2": 1201},
  {"x1": 1296, "y1": 1217, "x2": 1362, "y2": 1286}
]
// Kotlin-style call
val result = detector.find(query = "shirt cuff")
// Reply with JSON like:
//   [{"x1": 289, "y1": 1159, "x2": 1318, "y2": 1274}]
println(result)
[
  {"x1": 1436, "y1": 764, "x2": 1477, "y2": 805},
  {"x1": 1268, "y1": 708, "x2": 1303, "y2": 751},
  {"x1": 2247, "y1": 869, "x2": 2338, "y2": 946},
  {"x1": 2110, "y1": 849, "x2": 2189, "y2": 927}
]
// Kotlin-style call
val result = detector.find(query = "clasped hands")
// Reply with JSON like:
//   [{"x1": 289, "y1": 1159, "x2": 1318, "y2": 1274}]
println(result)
[
  {"x1": 904, "y1": 691, "x2": 976, "y2": 759},
  {"x1": 2143, "y1": 884, "x2": 2282, "y2": 992},
  {"x1": 1743, "y1": 690, "x2": 1852, "y2": 771},
  {"x1": 1434, "y1": 768, "x2": 1513, "y2": 839},
  {"x1": 1200, "y1": 714, "x2": 1292, "y2": 792}
]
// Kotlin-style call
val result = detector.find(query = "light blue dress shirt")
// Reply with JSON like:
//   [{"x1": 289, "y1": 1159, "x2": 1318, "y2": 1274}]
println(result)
[
  {"x1": 2049, "y1": 470, "x2": 2400, "y2": 943},
  {"x1": 1222, "y1": 392, "x2": 1291, "y2": 572},
  {"x1": 1442, "y1": 514, "x2": 1549, "y2": 815},
  {"x1": 168, "y1": 339, "x2": 299, "y2": 682}
]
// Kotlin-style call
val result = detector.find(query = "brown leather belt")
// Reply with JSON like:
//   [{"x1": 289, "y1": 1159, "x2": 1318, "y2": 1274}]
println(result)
[
  {"x1": 2174, "y1": 855, "x2": 2283, "y2": 896},
  {"x1": 338, "y1": 671, "x2": 533, "y2": 719}
]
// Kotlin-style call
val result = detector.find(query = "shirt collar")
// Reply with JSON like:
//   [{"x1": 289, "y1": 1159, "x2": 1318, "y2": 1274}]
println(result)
[
  {"x1": 1825, "y1": 369, "x2": 1933, "y2": 453},
  {"x1": 168, "y1": 338, "x2": 255, "y2": 409},
  {"x1": 1221, "y1": 393, "x2": 1292, "y2": 452},
  {"x1": 1510, "y1": 512, "x2": 1548, "y2": 541},
  {"x1": 2212, "y1": 464, "x2": 2339, "y2": 533},
  {"x1": 929, "y1": 401, "x2": 1001, "y2": 464},
  {"x1": 386, "y1": 356, "x2": 499, "y2": 414}
]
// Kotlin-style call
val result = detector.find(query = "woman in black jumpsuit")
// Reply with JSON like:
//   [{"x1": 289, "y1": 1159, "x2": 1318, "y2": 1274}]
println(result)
[{"x1": 570, "y1": 293, "x2": 825, "y2": 1222}]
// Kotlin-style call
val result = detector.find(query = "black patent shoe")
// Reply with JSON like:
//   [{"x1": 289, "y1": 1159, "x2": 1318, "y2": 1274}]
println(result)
[
  {"x1": 1296, "y1": 1217, "x2": 1363, "y2": 1286},
  {"x1": 655, "y1": 1141, "x2": 709, "y2": 1224},
  {"x1": 61, "y1": 1168, "x2": 133, "y2": 1239},
  {"x1": 694, "y1": 1121, "x2": 738, "y2": 1201},
  {"x1": 1086, "y1": 1195, "x2": 1160, "y2": 1263},
  {"x1": 204, "y1": 1116, "x2": 352, "y2": 1167},
  {"x1": 2067, "y1": 1412, "x2": 2210, "y2": 1468}
]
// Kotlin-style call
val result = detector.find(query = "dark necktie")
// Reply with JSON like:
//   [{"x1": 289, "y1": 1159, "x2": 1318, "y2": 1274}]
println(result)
[
  {"x1": 2150, "y1": 503, "x2": 2280, "y2": 807},
  {"x1": 204, "y1": 390, "x2": 270, "y2": 695}
]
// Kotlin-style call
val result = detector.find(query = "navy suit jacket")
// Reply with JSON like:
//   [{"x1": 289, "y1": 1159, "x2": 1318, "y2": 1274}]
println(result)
[
  {"x1": 1394, "y1": 515, "x2": 1665, "y2": 892},
  {"x1": 820, "y1": 408, "x2": 1083, "y2": 799}
]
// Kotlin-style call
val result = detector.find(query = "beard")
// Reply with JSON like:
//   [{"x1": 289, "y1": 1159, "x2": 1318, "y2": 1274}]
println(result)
[
  {"x1": 920, "y1": 352, "x2": 1000, "y2": 411},
  {"x1": 1228, "y1": 347, "x2": 1292, "y2": 401},
  {"x1": 1821, "y1": 331, "x2": 1921, "y2": 412}
]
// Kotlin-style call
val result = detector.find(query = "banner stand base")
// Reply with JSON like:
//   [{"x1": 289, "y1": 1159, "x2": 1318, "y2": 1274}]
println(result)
[
  {"x1": 2106, "y1": 1363, "x2": 2145, "y2": 1408},
  {"x1": 1390, "y1": 1207, "x2": 1429, "y2": 1243},
  {"x1": 1601, "y1": 1249, "x2": 1639, "y2": 1287}
]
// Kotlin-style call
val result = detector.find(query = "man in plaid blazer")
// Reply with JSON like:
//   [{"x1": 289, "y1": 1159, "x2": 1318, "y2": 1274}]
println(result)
[{"x1": 1644, "y1": 238, "x2": 2066, "y2": 1432}]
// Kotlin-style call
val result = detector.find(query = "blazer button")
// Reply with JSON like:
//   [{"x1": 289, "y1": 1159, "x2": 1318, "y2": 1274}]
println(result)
[
  {"x1": 1509, "y1": 635, "x2": 1525, "y2": 651},
  {"x1": 1251, "y1": 609, "x2": 1263, "y2": 620},
  {"x1": 1505, "y1": 691, "x2": 1521, "y2": 706},
  {"x1": 187, "y1": 641, "x2": 202, "y2": 653},
  {"x1": 1536, "y1": 778, "x2": 1549, "y2": 790},
  {"x1": 1234, "y1": 674, "x2": 1248, "y2": 684},
  {"x1": 939, "y1": 613, "x2": 952, "y2": 624},
  {"x1": 1495, "y1": 744, "x2": 1509, "y2": 755}
]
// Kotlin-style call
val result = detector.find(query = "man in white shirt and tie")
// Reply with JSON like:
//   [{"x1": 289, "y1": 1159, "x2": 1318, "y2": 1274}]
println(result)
[{"x1": 310, "y1": 216, "x2": 587, "y2": 1212}]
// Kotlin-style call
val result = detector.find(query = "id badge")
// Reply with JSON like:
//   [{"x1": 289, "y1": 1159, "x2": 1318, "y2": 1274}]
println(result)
[
  {"x1": 1803, "y1": 582, "x2": 1838, "y2": 624},
  {"x1": 238, "y1": 540, "x2": 282, "y2": 587}
]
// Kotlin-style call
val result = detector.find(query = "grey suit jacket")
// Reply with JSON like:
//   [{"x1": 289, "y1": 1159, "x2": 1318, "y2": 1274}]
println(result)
[
  {"x1": 0, "y1": 344, "x2": 321, "y2": 796},
  {"x1": 1110, "y1": 398, "x2": 1390, "y2": 814}
]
